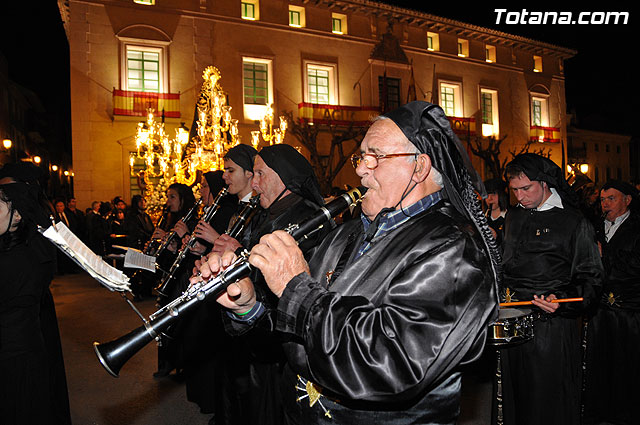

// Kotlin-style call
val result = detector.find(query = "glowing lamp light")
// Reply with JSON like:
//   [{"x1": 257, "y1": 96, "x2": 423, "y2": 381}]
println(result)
[
  {"x1": 579, "y1": 164, "x2": 589, "y2": 174},
  {"x1": 51, "y1": 165, "x2": 59, "y2": 172},
  {"x1": 2, "y1": 139, "x2": 11, "y2": 149},
  {"x1": 33, "y1": 156, "x2": 42, "y2": 164}
]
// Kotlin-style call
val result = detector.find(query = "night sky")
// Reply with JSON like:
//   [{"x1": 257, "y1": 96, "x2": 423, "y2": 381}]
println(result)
[{"x1": 1, "y1": 2, "x2": 637, "y2": 163}]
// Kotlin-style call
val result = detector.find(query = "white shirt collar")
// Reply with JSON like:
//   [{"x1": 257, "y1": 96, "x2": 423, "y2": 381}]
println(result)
[
  {"x1": 604, "y1": 209, "x2": 631, "y2": 242},
  {"x1": 607, "y1": 209, "x2": 631, "y2": 226},
  {"x1": 240, "y1": 192, "x2": 253, "y2": 203},
  {"x1": 536, "y1": 187, "x2": 563, "y2": 211}
]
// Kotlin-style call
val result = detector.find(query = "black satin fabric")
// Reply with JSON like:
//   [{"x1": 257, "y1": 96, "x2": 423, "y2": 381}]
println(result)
[
  {"x1": 273, "y1": 200, "x2": 497, "y2": 423},
  {"x1": 501, "y1": 206, "x2": 603, "y2": 316},
  {"x1": 228, "y1": 193, "x2": 328, "y2": 425},
  {"x1": 500, "y1": 205, "x2": 603, "y2": 425},
  {"x1": 583, "y1": 212, "x2": 640, "y2": 424}
]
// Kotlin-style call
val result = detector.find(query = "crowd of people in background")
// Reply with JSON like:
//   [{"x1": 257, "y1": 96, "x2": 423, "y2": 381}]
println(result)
[{"x1": 2, "y1": 101, "x2": 639, "y2": 425}]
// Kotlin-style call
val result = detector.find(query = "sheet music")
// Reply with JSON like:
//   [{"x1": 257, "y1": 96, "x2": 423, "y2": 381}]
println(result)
[
  {"x1": 41, "y1": 223, "x2": 130, "y2": 292},
  {"x1": 124, "y1": 249, "x2": 157, "y2": 272}
]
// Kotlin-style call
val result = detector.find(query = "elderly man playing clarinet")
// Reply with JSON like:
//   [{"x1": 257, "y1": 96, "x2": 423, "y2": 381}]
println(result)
[{"x1": 195, "y1": 101, "x2": 499, "y2": 424}]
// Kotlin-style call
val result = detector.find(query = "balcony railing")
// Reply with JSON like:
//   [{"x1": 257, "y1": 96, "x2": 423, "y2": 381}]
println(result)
[
  {"x1": 113, "y1": 89, "x2": 180, "y2": 118},
  {"x1": 530, "y1": 126, "x2": 560, "y2": 143},
  {"x1": 447, "y1": 116, "x2": 476, "y2": 137},
  {"x1": 298, "y1": 103, "x2": 380, "y2": 127}
]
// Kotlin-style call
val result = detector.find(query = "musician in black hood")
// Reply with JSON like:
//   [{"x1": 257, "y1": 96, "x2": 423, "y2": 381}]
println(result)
[
  {"x1": 198, "y1": 101, "x2": 499, "y2": 424},
  {"x1": 500, "y1": 153, "x2": 603, "y2": 425},
  {"x1": 198, "y1": 143, "x2": 327, "y2": 425}
]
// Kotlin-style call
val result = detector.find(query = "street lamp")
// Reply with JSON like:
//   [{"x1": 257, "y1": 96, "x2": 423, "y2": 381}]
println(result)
[
  {"x1": 52, "y1": 165, "x2": 59, "y2": 172},
  {"x1": 2, "y1": 139, "x2": 11, "y2": 150},
  {"x1": 33, "y1": 156, "x2": 41, "y2": 164}
]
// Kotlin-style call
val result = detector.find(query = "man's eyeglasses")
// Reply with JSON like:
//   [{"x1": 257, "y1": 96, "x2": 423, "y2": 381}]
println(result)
[{"x1": 351, "y1": 152, "x2": 418, "y2": 169}]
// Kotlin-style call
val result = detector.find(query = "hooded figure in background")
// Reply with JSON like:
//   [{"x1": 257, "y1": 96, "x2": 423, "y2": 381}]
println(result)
[
  {"x1": 500, "y1": 153, "x2": 603, "y2": 425},
  {"x1": 583, "y1": 179, "x2": 640, "y2": 425},
  {"x1": 0, "y1": 164, "x2": 72, "y2": 425},
  {"x1": 198, "y1": 101, "x2": 499, "y2": 424}
]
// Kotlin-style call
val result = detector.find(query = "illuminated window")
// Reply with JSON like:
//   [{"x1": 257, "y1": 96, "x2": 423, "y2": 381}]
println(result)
[
  {"x1": 457, "y1": 39, "x2": 469, "y2": 57},
  {"x1": 133, "y1": 0, "x2": 154, "y2": 4},
  {"x1": 243, "y1": 61, "x2": 268, "y2": 105},
  {"x1": 289, "y1": 5, "x2": 305, "y2": 27},
  {"x1": 439, "y1": 81, "x2": 463, "y2": 117},
  {"x1": 126, "y1": 49, "x2": 159, "y2": 92},
  {"x1": 531, "y1": 96, "x2": 549, "y2": 127},
  {"x1": 309, "y1": 68, "x2": 329, "y2": 103},
  {"x1": 481, "y1": 88, "x2": 499, "y2": 137},
  {"x1": 533, "y1": 55, "x2": 543, "y2": 72},
  {"x1": 485, "y1": 45, "x2": 496, "y2": 63},
  {"x1": 242, "y1": 0, "x2": 259, "y2": 20},
  {"x1": 120, "y1": 41, "x2": 168, "y2": 93},
  {"x1": 332, "y1": 13, "x2": 347, "y2": 34},
  {"x1": 242, "y1": 57, "x2": 273, "y2": 120},
  {"x1": 427, "y1": 32, "x2": 439, "y2": 51},
  {"x1": 304, "y1": 62, "x2": 336, "y2": 104}
]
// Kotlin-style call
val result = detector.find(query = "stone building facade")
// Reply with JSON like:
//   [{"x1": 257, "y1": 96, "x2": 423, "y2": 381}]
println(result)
[{"x1": 58, "y1": 0, "x2": 575, "y2": 208}]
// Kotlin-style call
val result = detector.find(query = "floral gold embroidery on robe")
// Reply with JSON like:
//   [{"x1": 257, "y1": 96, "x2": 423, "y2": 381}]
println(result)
[{"x1": 296, "y1": 375, "x2": 332, "y2": 418}]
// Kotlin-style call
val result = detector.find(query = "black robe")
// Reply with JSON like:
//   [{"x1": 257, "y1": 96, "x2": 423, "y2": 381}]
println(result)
[
  {"x1": 229, "y1": 200, "x2": 497, "y2": 424},
  {"x1": 229, "y1": 192, "x2": 327, "y2": 425},
  {"x1": 583, "y1": 212, "x2": 640, "y2": 425},
  {"x1": 0, "y1": 237, "x2": 71, "y2": 425},
  {"x1": 500, "y1": 205, "x2": 603, "y2": 425}
]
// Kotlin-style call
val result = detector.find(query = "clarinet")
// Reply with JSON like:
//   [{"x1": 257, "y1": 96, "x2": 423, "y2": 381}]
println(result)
[
  {"x1": 143, "y1": 206, "x2": 168, "y2": 255},
  {"x1": 155, "y1": 188, "x2": 228, "y2": 296},
  {"x1": 93, "y1": 186, "x2": 367, "y2": 377},
  {"x1": 152, "y1": 199, "x2": 203, "y2": 258},
  {"x1": 226, "y1": 194, "x2": 261, "y2": 239}
]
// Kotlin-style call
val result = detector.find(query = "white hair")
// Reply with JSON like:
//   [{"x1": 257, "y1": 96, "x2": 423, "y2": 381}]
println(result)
[{"x1": 373, "y1": 115, "x2": 443, "y2": 188}]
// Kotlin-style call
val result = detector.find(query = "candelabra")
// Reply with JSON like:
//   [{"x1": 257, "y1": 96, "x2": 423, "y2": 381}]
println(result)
[
  {"x1": 192, "y1": 66, "x2": 240, "y2": 171},
  {"x1": 251, "y1": 104, "x2": 287, "y2": 149}
]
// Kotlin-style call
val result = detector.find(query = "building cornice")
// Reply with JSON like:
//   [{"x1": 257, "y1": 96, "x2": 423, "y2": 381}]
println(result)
[{"x1": 316, "y1": 0, "x2": 577, "y2": 59}]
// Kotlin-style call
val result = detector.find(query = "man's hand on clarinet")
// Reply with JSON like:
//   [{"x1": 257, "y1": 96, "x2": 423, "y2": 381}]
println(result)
[
  {"x1": 212, "y1": 234, "x2": 242, "y2": 255},
  {"x1": 249, "y1": 230, "x2": 309, "y2": 298},
  {"x1": 191, "y1": 251, "x2": 257, "y2": 315}
]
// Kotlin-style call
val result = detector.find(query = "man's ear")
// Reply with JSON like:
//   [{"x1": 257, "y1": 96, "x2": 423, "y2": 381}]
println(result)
[{"x1": 412, "y1": 154, "x2": 432, "y2": 183}]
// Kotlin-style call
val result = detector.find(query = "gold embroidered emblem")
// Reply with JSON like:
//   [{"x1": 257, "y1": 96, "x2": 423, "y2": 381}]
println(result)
[
  {"x1": 608, "y1": 292, "x2": 618, "y2": 306},
  {"x1": 503, "y1": 288, "x2": 516, "y2": 303},
  {"x1": 325, "y1": 270, "x2": 335, "y2": 286},
  {"x1": 296, "y1": 375, "x2": 332, "y2": 418}
]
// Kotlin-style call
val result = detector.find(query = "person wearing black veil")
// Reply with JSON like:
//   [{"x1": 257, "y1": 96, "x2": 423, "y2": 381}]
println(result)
[
  {"x1": 500, "y1": 153, "x2": 603, "y2": 425},
  {"x1": 0, "y1": 164, "x2": 72, "y2": 425},
  {"x1": 197, "y1": 101, "x2": 499, "y2": 424},
  {"x1": 483, "y1": 177, "x2": 509, "y2": 245}
]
